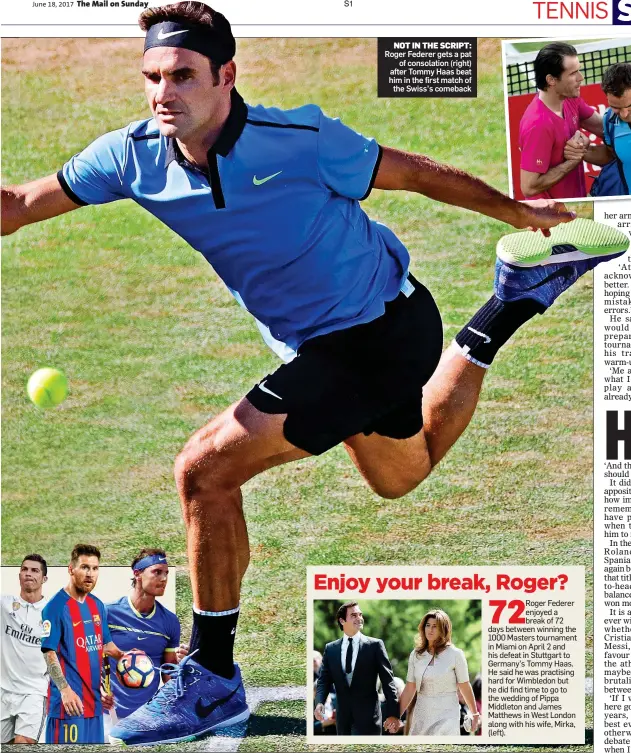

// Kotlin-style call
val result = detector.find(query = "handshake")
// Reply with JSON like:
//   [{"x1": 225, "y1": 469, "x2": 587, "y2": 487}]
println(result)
[{"x1": 563, "y1": 129, "x2": 591, "y2": 163}]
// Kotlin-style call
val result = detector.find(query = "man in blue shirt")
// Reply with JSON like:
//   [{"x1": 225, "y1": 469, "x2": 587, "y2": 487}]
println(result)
[
  {"x1": 564, "y1": 62, "x2": 631, "y2": 194},
  {"x1": 600, "y1": 63, "x2": 630, "y2": 193},
  {"x1": 2, "y1": 3, "x2": 625, "y2": 745},
  {"x1": 104, "y1": 549, "x2": 181, "y2": 737}
]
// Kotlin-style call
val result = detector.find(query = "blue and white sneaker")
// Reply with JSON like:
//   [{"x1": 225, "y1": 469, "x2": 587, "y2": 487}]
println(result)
[
  {"x1": 495, "y1": 220, "x2": 629, "y2": 309},
  {"x1": 496, "y1": 218, "x2": 629, "y2": 268},
  {"x1": 108, "y1": 654, "x2": 249, "y2": 746}
]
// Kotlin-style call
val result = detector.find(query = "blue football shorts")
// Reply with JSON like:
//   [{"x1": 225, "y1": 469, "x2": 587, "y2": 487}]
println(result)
[{"x1": 46, "y1": 715, "x2": 104, "y2": 745}]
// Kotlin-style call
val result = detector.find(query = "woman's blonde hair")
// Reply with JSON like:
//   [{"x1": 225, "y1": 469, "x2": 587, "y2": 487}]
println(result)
[{"x1": 414, "y1": 609, "x2": 452, "y2": 655}]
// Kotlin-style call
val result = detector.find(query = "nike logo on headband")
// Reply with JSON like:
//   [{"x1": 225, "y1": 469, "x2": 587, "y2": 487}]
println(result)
[{"x1": 157, "y1": 29, "x2": 189, "y2": 40}]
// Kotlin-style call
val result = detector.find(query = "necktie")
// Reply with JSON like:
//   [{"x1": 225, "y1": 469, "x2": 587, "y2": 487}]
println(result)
[{"x1": 345, "y1": 638, "x2": 353, "y2": 674}]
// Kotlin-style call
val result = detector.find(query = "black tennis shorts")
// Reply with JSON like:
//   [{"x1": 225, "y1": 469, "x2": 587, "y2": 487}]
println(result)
[{"x1": 246, "y1": 275, "x2": 443, "y2": 455}]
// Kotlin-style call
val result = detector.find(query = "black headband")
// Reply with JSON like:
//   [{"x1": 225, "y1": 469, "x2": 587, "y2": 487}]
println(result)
[{"x1": 144, "y1": 21, "x2": 234, "y2": 65}]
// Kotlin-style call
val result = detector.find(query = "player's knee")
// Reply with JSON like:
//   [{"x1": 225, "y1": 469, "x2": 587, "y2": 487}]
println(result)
[
  {"x1": 369, "y1": 467, "x2": 431, "y2": 499},
  {"x1": 371, "y1": 481, "x2": 414, "y2": 500},
  {"x1": 174, "y1": 433, "x2": 239, "y2": 499},
  {"x1": 173, "y1": 444, "x2": 195, "y2": 496}
]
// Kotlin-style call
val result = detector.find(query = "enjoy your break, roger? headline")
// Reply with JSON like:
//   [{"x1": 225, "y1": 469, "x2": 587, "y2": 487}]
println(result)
[{"x1": 313, "y1": 572, "x2": 570, "y2": 595}]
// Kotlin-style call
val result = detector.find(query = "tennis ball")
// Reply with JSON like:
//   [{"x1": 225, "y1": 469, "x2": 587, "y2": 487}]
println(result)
[{"x1": 27, "y1": 368, "x2": 68, "y2": 408}]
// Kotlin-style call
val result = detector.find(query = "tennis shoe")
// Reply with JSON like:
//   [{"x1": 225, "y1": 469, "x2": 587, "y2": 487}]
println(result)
[
  {"x1": 108, "y1": 653, "x2": 249, "y2": 746},
  {"x1": 494, "y1": 252, "x2": 626, "y2": 309},
  {"x1": 496, "y1": 218, "x2": 629, "y2": 267}
]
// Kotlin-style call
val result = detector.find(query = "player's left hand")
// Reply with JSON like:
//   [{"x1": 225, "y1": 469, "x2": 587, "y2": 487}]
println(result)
[
  {"x1": 519, "y1": 199, "x2": 576, "y2": 237},
  {"x1": 470, "y1": 713, "x2": 480, "y2": 733},
  {"x1": 101, "y1": 691, "x2": 115, "y2": 711}
]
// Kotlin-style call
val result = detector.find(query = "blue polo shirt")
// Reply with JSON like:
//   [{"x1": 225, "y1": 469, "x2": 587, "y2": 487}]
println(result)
[
  {"x1": 58, "y1": 90, "x2": 409, "y2": 359},
  {"x1": 106, "y1": 595, "x2": 180, "y2": 719},
  {"x1": 603, "y1": 109, "x2": 631, "y2": 192}
]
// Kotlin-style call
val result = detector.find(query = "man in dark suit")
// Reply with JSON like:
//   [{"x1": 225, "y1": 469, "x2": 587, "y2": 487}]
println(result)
[{"x1": 314, "y1": 602, "x2": 400, "y2": 735}]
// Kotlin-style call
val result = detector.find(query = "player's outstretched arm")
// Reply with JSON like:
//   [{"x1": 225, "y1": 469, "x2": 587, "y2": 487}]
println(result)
[
  {"x1": 374, "y1": 146, "x2": 575, "y2": 233},
  {"x1": 1, "y1": 174, "x2": 81, "y2": 236},
  {"x1": 43, "y1": 649, "x2": 84, "y2": 717}
]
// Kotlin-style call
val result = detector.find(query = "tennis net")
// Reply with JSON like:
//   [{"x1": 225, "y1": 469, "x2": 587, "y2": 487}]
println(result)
[{"x1": 506, "y1": 40, "x2": 631, "y2": 97}]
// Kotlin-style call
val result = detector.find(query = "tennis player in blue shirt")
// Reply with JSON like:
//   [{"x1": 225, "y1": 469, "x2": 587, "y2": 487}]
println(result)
[
  {"x1": 104, "y1": 549, "x2": 181, "y2": 736},
  {"x1": 601, "y1": 62, "x2": 631, "y2": 192},
  {"x1": 2, "y1": 3, "x2": 627, "y2": 745},
  {"x1": 564, "y1": 62, "x2": 630, "y2": 194}
]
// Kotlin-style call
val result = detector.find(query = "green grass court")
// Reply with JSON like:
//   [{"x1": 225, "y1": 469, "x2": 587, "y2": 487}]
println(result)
[{"x1": 3, "y1": 38, "x2": 593, "y2": 750}]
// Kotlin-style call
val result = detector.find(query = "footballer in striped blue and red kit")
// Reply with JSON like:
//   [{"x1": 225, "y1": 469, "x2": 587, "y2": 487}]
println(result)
[{"x1": 41, "y1": 544, "x2": 124, "y2": 745}]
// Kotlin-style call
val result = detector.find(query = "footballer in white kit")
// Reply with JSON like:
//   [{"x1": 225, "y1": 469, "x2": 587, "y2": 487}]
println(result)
[{"x1": 0, "y1": 555, "x2": 49, "y2": 744}]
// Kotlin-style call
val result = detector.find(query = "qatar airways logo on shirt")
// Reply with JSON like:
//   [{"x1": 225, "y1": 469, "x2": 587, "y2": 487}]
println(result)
[
  {"x1": 76, "y1": 634, "x2": 103, "y2": 652},
  {"x1": 614, "y1": 0, "x2": 631, "y2": 22}
]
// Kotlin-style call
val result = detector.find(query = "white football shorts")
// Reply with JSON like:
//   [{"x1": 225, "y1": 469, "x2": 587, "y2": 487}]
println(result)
[{"x1": 0, "y1": 689, "x2": 47, "y2": 743}]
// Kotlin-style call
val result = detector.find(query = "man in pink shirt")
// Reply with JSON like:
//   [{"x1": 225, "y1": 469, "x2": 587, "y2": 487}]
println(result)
[{"x1": 519, "y1": 42, "x2": 603, "y2": 199}]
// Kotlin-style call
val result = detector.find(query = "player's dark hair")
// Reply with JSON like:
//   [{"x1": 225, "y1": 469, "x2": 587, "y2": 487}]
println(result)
[
  {"x1": 131, "y1": 547, "x2": 167, "y2": 586},
  {"x1": 21, "y1": 553, "x2": 47, "y2": 577},
  {"x1": 534, "y1": 42, "x2": 578, "y2": 91},
  {"x1": 602, "y1": 63, "x2": 631, "y2": 99},
  {"x1": 336, "y1": 601, "x2": 359, "y2": 631},
  {"x1": 138, "y1": 1, "x2": 235, "y2": 82},
  {"x1": 70, "y1": 544, "x2": 101, "y2": 564}
]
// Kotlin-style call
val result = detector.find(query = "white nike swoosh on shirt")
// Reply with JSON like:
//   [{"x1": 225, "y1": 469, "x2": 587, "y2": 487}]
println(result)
[
  {"x1": 259, "y1": 380, "x2": 283, "y2": 400},
  {"x1": 157, "y1": 29, "x2": 189, "y2": 40}
]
